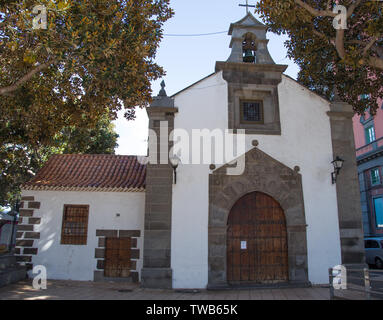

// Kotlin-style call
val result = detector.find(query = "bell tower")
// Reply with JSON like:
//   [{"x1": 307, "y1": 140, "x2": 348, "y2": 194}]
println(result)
[
  {"x1": 227, "y1": 12, "x2": 275, "y2": 64},
  {"x1": 216, "y1": 12, "x2": 287, "y2": 135}
]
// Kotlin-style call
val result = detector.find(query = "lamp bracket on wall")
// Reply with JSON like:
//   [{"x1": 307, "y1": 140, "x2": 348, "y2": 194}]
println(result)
[{"x1": 331, "y1": 156, "x2": 345, "y2": 184}]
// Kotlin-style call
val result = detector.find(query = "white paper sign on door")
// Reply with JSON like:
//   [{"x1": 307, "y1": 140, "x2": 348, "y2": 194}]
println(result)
[{"x1": 241, "y1": 241, "x2": 247, "y2": 250}]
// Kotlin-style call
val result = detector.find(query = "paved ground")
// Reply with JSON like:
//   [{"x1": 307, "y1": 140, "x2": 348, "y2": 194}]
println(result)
[{"x1": 0, "y1": 280, "x2": 332, "y2": 300}]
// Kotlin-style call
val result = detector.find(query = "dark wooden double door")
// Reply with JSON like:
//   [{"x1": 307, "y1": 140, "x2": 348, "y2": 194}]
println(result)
[{"x1": 227, "y1": 192, "x2": 289, "y2": 284}]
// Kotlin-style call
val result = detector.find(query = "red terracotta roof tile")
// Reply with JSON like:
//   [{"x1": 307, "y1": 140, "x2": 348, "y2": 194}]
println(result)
[{"x1": 22, "y1": 155, "x2": 146, "y2": 192}]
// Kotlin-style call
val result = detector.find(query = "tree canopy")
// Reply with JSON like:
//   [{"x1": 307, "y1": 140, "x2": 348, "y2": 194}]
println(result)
[
  {"x1": 256, "y1": 0, "x2": 383, "y2": 114},
  {"x1": 0, "y1": 0, "x2": 173, "y2": 147},
  {"x1": 0, "y1": 0, "x2": 173, "y2": 208},
  {"x1": 0, "y1": 115, "x2": 119, "y2": 209}
]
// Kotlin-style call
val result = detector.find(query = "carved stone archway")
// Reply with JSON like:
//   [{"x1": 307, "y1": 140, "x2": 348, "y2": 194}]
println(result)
[{"x1": 208, "y1": 147, "x2": 309, "y2": 288}]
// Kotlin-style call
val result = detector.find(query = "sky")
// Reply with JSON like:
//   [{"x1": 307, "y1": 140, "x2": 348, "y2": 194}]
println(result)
[{"x1": 114, "y1": 0, "x2": 300, "y2": 156}]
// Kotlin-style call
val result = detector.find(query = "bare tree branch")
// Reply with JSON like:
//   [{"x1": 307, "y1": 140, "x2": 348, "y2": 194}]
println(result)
[
  {"x1": 313, "y1": 29, "x2": 328, "y2": 40},
  {"x1": 363, "y1": 36, "x2": 379, "y2": 57},
  {"x1": 347, "y1": 0, "x2": 363, "y2": 18},
  {"x1": 294, "y1": 0, "x2": 336, "y2": 17},
  {"x1": 335, "y1": 29, "x2": 346, "y2": 59},
  {"x1": 0, "y1": 61, "x2": 54, "y2": 96},
  {"x1": 368, "y1": 56, "x2": 383, "y2": 70},
  {"x1": 299, "y1": 0, "x2": 383, "y2": 71},
  {"x1": 373, "y1": 45, "x2": 383, "y2": 59}
]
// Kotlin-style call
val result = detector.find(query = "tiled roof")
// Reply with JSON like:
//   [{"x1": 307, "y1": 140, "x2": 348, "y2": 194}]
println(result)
[{"x1": 22, "y1": 155, "x2": 147, "y2": 192}]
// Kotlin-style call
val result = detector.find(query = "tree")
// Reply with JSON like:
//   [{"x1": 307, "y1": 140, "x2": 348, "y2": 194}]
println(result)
[
  {"x1": 0, "y1": 115, "x2": 119, "y2": 209},
  {"x1": 256, "y1": 0, "x2": 383, "y2": 114},
  {"x1": 0, "y1": 0, "x2": 173, "y2": 148},
  {"x1": 55, "y1": 114, "x2": 119, "y2": 154}
]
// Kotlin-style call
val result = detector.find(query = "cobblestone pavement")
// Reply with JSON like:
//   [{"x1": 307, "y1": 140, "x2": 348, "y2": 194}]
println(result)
[{"x1": 0, "y1": 280, "x2": 332, "y2": 300}]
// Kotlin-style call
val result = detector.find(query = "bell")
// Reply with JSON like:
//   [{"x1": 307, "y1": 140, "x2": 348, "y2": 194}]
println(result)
[{"x1": 243, "y1": 49, "x2": 255, "y2": 63}]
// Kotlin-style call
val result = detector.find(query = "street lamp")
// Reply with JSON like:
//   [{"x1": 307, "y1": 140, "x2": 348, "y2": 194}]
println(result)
[
  {"x1": 331, "y1": 156, "x2": 345, "y2": 184},
  {"x1": 169, "y1": 155, "x2": 180, "y2": 184}
]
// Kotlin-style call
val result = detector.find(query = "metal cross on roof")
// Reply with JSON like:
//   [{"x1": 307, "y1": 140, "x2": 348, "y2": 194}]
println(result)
[{"x1": 239, "y1": 0, "x2": 256, "y2": 14}]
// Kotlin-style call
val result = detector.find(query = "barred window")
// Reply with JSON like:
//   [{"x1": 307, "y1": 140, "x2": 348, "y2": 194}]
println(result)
[
  {"x1": 241, "y1": 100, "x2": 263, "y2": 123},
  {"x1": 61, "y1": 205, "x2": 89, "y2": 245}
]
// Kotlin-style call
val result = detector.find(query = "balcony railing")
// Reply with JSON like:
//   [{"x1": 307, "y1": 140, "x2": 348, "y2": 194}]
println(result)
[{"x1": 356, "y1": 136, "x2": 383, "y2": 158}]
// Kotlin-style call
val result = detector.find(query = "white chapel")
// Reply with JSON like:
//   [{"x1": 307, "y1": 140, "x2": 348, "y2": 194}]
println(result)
[{"x1": 18, "y1": 13, "x2": 365, "y2": 289}]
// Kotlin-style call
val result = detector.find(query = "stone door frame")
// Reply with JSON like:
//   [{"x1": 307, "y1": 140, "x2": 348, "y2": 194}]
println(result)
[{"x1": 208, "y1": 147, "x2": 309, "y2": 288}]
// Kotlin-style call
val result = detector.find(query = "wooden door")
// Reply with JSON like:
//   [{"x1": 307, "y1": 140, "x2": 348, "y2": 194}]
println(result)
[
  {"x1": 227, "y1": 192, "x2": 288, "y2": 284},
  {"x1": 104, "y1": 238, "x2": 131, "y2": 278}
]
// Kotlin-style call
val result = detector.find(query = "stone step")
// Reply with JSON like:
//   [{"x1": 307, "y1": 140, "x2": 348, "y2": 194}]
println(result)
[
  {"x1": 0, "y1": 255, "x2": 17, "y2": 270},
  {"x1": 0, "y1": 266, "x2": 27, "y2": 288}
]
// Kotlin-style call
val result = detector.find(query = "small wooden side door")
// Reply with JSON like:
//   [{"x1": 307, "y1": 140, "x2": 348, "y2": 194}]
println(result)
[{"x1": 104, "y1": 237, "x2": 131, "y2": 278}]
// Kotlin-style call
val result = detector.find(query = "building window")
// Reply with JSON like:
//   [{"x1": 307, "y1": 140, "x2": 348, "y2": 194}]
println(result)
[
  {"x1": 61, "y1": 205, "x2": 89, "y2": 245},
  {"x1": 240, "y1": 100, "x2": 264, "y2": 124},
  {"x1": 365, "y1": 125, "x2": 376, "y2": 144},
  {"x1": 365, "y1": 240, "x2": 380, "y2": 249},
  {"x1": 373, "y1": 198, "x2": 383, "y2": 228},
  {"x1": 371, "y1": 168, "x2": 381, "y2": 186}
]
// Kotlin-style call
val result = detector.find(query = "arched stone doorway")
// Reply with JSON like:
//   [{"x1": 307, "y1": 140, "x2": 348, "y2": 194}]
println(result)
[
  {"x1": 208, "y1": 147, "x2": 309, "y2": 288},
  {"x1": 227, "y1": 192, "x2": 288, "y2": 284}
]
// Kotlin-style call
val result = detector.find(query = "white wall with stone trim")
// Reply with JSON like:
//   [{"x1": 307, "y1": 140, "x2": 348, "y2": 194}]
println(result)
[
  {"x1": 171, "y1": 72, "x2": 342, "y2": 288},
  {"x1": 20, "y1": 190, "x2": 145, "y2": 281},
  {"x1": 19, "y1": 72, "x2": 343, "y2": 287}
]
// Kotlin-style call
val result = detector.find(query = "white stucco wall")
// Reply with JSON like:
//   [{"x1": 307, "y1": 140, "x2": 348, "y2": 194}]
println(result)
[
  {"x1": 171, "y1": 72, "x2": 342, "y2": 288},
  {"x1": 19, "y1": 71, "x2": 343, "y2": 287},
  {"x1": 20, "y1": 190, "x2": 145, "y2": 281},
  {"x1": 171, "y1": 72, "x2": 228, "y2": 289}
]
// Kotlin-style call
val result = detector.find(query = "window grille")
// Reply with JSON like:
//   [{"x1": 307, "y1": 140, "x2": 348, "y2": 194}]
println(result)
[
  {"x1": 241, "y1": 101, "x2": 263, "y2": 123},
  {"x1": 61, "y1": 205, "x2": 89, "y2": 245}
]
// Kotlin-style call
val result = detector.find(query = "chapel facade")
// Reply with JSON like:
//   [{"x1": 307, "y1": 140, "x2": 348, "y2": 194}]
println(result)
[{"x1": 18, "y1": 13, "x2": 366, "y2": 289}]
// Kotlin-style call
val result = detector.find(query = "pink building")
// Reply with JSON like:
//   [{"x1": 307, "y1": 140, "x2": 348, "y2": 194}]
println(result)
[{"x1": 353, "y1": 97, "x2": 383, "y2": 236}]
